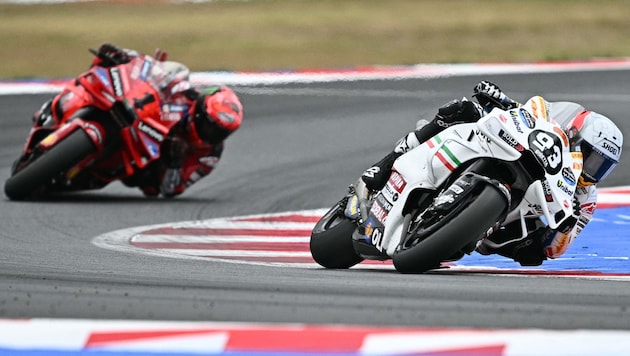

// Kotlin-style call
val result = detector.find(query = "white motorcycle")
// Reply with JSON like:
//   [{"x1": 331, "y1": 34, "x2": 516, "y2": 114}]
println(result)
[{"x1": 310, "y1": 96, "x2": 582, "y2": 273}]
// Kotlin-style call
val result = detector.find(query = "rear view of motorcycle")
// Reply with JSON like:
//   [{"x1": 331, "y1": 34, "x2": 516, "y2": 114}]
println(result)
[
  {"x1": 311, "y1": 96, "x2": 581, "y2": 273},
  {"x1": 4, "y1": 49, "x2": 178, "y2": 200}
]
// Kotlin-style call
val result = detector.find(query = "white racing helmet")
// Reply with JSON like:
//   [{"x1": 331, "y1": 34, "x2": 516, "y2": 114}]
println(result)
[{"x1": 565, "y1": 111, "x2": 623, "y2": 185}]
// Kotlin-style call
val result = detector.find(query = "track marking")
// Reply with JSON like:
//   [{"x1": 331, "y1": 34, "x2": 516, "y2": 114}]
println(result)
[{"x1": 92, "y1": 187, "x2": 630, "y2": 279}]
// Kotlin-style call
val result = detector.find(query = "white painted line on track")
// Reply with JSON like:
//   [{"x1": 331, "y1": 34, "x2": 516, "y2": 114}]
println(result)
[
  {"x1": 1, "y1": 318, "x2": 630, "y2": 355},
  {"x1": 3, "y1": 59, "x2": 630, "y2": 95}
]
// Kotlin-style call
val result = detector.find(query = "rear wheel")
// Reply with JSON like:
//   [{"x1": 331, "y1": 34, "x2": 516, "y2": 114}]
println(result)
[
  {"x1": 393, "y1": 185, "x2": 507, "y2": 273},
  {"x1": 310, "y1": 199, "x2": 364, "y2": 269},
  {"x1": 4, "y1": 129, "x2": 96, "y2": 200}
]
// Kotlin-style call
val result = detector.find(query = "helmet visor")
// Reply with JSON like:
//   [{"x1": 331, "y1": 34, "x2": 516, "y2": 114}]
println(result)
[
  {"x1": 194, "y1": 114, "x2": 232, "y2": 144},
  {"x1": 582, "y1": 144, "x2": 618, "y2": 183}
]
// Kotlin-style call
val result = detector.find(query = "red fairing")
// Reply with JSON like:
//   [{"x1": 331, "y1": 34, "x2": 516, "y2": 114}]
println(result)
[{"x1": 12, "y1": 54, "x2": 183, "y2": 193}]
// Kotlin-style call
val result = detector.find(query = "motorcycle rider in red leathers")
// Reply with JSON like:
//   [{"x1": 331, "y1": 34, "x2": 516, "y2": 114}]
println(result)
[
  {"x1": 358, "y1": 81, "x2": 623, "y2": 267},
  {"x1": 33, "y1": 43, "x2": 244, "y2": 198}
]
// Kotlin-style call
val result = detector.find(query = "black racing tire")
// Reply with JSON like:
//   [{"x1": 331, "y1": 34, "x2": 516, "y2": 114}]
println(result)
[
  {"x1": 393, "y1": 185, "x2": 507, "y2": 274},
  {"x1": 4, "y1": 129, "x2": 96, "y2": 200},
  {"x1": 310, "y1": 201, "x2": 364, "y2": 269}
]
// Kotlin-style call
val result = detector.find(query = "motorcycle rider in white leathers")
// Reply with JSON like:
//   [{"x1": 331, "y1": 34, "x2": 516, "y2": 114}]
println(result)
[{"x1": 359, "y1": 81, "x2": 623, "y2": 266}]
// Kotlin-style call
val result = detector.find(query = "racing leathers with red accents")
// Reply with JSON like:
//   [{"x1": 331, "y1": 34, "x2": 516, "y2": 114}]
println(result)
[{"x1": 121, "y1": 90, "x2": 225, "y2": 198}]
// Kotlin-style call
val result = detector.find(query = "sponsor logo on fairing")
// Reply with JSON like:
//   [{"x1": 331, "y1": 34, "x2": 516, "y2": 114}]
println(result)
[
  {"x1": 376, "y1": 194, "x2": 393, "y2": 212},
  {"x1": 556, "y1": 180, "x2": 574, "y2": 196},
  {"x1": 110, "y1": 68, "x2": 124, "y2": 97},
  {"x1": 161, "y1": 104, "x2": 188, "y2": 121},
  {"x1": 362, "y1": 218, "x2": 385, "y2": 251},
  {"x1": 164, "y1": 104, "x2": 187, "y2": 112},
  {"x1": 140, "y1": 60, "x2": 152, "y2": 81},
  {"x1": 509, "y1": 111, "x2": 524, "y2": 133},
  {"x1": 138, "y1": 122, "x2": 165, "y2": 142},
  {"x1": 562, "y1": 167, "x2": 576, "y2": 186},
  {"x1": 519, "y1": 109, "x2": 536, "y2": 129},
  {"x1": 140, "y1": 136, "x2": 160, "y2": 157},
  {"x1": 383, "y1": 183, "x2": 399, "y2": 202},
  {"x1": 95, "y1": 68, "x2": 111, "y2": 88},
  {"x1": 499, "y1": 129, "x2": 524, "y2": 151},
  {"x1": 370, "y1": 196, "x2": 391, "y2": 224},
  {"x1": 541, "y1": 179, "x2": 554, "y2": 202},
  {"x1": 388, "y1": 171, "x2": 406, "y2": 193}
]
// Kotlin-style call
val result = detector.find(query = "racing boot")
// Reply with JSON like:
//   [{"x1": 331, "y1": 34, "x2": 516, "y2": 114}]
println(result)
[
  {"x1": 361, "y1": 131, "x2": 422, "y2": 191},
  {"x1": 476, "y1": 219, "x2": 549, "y2": 266}
]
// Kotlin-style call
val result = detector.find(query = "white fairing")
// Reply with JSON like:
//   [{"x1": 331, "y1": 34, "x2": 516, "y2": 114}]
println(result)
[{"x1": 363, "y1": 96, "x2": 583, "y2": 257}]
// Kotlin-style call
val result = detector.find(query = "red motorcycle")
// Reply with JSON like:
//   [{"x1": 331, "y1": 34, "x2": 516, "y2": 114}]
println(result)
[{"x1": 5, "y1": 49, "x2": 182, "y2": 200}]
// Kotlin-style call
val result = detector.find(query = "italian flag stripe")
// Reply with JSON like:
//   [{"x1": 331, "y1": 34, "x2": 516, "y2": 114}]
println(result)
[
  {"x1": 436, "y1": 152, "x2": 457, "y2": 172},
  {"x1": 427, "y1": 135, "x2": 441, "y2": 149},
  {"x1": 441, "y1": 145, "x2": 461, "y2": 166},
  {"x1": 428, "y1": 135, "x2": 459, "y2": 172}
]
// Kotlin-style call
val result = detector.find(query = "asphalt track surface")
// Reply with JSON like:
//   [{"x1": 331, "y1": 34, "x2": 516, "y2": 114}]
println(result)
[{"x1": 1, "y1": 71, "x2": 629, "y2": 331}]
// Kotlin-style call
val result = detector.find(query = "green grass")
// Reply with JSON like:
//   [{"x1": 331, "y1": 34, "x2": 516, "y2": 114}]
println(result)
[{"x1": 1, "y1": 0, "x2": 630, "y2": 79}]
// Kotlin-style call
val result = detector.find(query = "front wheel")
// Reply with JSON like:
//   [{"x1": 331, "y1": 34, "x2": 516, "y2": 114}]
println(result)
[
  {"x1": 393, "y1": 185, "x2": 508, "y2": 273},
  {"x1": 4, "y1": 129, "x2": 96, "y2": 200},
  {"x1": 310, "y1": 199, "x2": 364, "y2": 269}
]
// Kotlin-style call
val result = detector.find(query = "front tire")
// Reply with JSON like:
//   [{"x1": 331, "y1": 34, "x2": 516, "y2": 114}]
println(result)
[
  {"x1": 4, "y1": 129, "x2": 96, "y2": 200},
  {"x1": 310, "y1": 200, "x2": 364, "y2": 269},
  {"x1": 393, "y1": 185, "x2": 507, "y2": 273}
]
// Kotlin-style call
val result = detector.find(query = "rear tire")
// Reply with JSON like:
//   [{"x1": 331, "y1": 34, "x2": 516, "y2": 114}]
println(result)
[
  {"x1": 310, "y1": 201, "x2": 364, "y2": 269},
  {"x1": 393, "y1": 185, "x2": 507, "y2": 273},
  {"x1": 4, "y1": 129, "x2": 96, "y2": 200}
]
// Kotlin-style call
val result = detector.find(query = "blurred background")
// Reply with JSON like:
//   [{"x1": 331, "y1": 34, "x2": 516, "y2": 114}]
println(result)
[{"x1": 1, "y1": 0, "x2": 630, "y2": 79}]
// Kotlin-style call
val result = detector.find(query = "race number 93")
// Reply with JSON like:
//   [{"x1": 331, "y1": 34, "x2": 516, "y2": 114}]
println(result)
[{"x1": 528, "y1": 130, "x2": 563, "y2": 175}]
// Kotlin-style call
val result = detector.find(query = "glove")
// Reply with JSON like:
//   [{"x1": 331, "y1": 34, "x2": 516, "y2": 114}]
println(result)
[
  {"x1": 96, "y1": 43, "x2": 130, "y2": 66},
  {"x1": 473, "y1": 80, "x2": 519, "y2": 111}
]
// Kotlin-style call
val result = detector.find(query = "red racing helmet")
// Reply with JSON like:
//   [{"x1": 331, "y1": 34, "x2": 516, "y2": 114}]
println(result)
[{"x1": 191, "y1": 86, "x2": 243, "y2": 144}]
